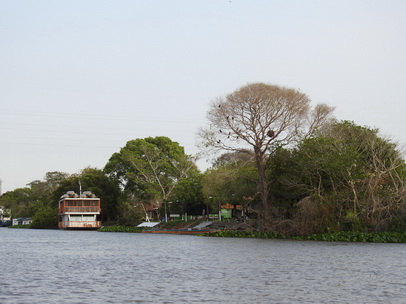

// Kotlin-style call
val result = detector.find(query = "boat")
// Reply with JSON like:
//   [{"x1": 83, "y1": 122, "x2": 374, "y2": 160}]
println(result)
[{"x1": 58, "y1": 191, "x2": 101, "y2": 230}]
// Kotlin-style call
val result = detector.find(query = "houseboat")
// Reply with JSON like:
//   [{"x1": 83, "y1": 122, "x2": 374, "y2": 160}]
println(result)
[{"x1": 58, "y1": 191, "x2": 101, "y2": 229}]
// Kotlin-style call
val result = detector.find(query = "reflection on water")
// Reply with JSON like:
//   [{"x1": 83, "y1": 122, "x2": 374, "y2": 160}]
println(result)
[{"x1": 1, "y1": 228, "x2": 405, "y2": 303}]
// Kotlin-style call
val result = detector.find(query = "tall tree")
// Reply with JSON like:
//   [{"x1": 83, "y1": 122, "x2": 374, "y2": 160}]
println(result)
[
  {"x1": 104, "y1": 136, "x2": 198, "y2": 217},
  {"x1": 200, "y1": 83, "x2": 334, "y2": 227}
]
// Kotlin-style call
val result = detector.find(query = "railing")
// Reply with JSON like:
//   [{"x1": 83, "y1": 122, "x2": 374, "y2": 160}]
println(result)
[
  {"x1": 59, "y1": 221, "x2": 101, "y2": 229},
  {"x1": 60, "y1": 207, "x2": 101, "y2": 213}
]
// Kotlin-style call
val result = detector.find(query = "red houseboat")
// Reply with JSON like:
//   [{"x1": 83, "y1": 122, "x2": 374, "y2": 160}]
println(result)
[{"x1": 58, "y1": 191, "x2": 101, "y2": 229}]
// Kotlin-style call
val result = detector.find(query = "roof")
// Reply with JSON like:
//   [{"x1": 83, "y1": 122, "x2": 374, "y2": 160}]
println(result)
[{"x1": 137, "y1": 222, "x2": 160, "y2": 228}]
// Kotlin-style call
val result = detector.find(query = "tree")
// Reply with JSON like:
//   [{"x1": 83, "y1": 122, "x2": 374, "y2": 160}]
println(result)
[
  {"x1": 31, "y1": 206, "x2": 58, "y2": 229},
  {"x1": 0, "y1": 188, "x2": 34, "y2": 218},
  {"x1": 273, "y1": 121, "x2": 406, "y2": 233},
  {"x1": 44, "y1": 172, "x2": 70, "y2": 192},
  {"x1": 172, "y1": 173, "x2": 205, "y2": 216},
  {"x1": 200, "y1": 83, "x2": 334, "y2": 227},
  {"x1": 104, "y1": 136, "x2": 198, "y2": 220},
  {"x1": 0, "y1": 172, "x2": 69, "y2": 222},
  {"x1": 321, "y1": 121, "x2": 406, "y2": 231},
  {"x1": 202, "y1": 151, "x2": 259, "y2": 213},
  {"x1": 28, "y1": 171, "x2": 70, "y2": 208}
]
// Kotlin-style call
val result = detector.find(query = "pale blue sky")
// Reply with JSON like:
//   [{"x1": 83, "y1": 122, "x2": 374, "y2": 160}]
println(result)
[{"x1": 1, "y1": 0, "x2": 405, "y2": 193}]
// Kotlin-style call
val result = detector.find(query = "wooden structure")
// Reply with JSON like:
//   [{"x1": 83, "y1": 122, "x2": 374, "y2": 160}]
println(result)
[{"x1": 58, "y1": 191, "x2": 101, "y2": 229}]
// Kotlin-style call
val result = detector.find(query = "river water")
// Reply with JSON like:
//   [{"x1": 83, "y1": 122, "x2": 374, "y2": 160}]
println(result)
[{"x1": 0, "y1": 228, "x2": 405, "y2": 304}]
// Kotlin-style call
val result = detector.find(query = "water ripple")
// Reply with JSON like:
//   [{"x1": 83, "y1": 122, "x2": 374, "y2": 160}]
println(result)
[{"x1": 1, "y1": 228, "x2": 406, "y2": 303}]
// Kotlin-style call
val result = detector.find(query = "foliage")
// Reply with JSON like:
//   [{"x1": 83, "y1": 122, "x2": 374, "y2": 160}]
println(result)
[
  {"x1": 171, "y1": 173, "x2": 205, "y2": 215},
  {"x1": 98, "y1": 225, "x2": 144, "y2": 233},
  {"x1": 0, "y1": 171, "x2": 69, "y2": 220},
  {"x1": 200, "y1": 82, "x2": 334, "y2": 227},
  {"x1": 8, "y1": 225, "x2": 31, "y2": 229},
  {"x1": 205, "y1": 229, "x2": 406, "y2": 243},
  {"x1": 268, "y1": 120, "x2": 406, "y2": 233},
  {"x1": 202, "y1": 151, "x2": 259, "y2": 212},
  {"x1": 204, "y1": 229, "x2": 284, "y2": 239},
  {"x1": 293, "y1": 231, "x2": 406, "y2": 243},
  {"x1": 104, "y1": 136, "x2": 198, "y2": 216},
  {"x1": 0, "y1": 188, "x2": 36, "y2": 218},
  {"x1": 115, "y1": 200, "x2": 144, "y2": 226},
  {"x1": 28, "y1": 171, "x2": 70, "y2": 207},
  {"x1": 31, "y1": 207, "x2": 58, "y2": 229}
]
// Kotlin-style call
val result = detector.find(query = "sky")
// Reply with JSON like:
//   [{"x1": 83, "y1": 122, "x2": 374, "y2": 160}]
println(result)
[{"x1": 1, "y1": 0, "x2": 405, "y2": 193}]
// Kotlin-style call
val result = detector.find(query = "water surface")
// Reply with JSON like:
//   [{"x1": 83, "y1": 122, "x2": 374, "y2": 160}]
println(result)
[{"x1": 1, "y1": 228, "x2": 405, "y2": 303}]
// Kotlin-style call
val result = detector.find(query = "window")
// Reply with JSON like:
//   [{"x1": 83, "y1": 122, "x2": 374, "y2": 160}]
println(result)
[{"x1": 70, "y1": 215, "x2": 82, "y2": 221}]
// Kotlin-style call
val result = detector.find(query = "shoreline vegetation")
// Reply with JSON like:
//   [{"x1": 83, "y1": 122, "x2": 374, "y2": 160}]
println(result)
[
  {"x1": 97, "y1": 224, "x2": 406, "y2": 243},
  {"x1": 2, "y1": 120, "x2": 405, "y2": 242},
  {"x1": 204, "y1": 230, "x2": 406, "y2": 243},
  {"x1": 7, "y1": 225, "x2": 31, "y2": 229},
  {"x1": 2, "y1": 88, "x2": 405, "y2": 246}
]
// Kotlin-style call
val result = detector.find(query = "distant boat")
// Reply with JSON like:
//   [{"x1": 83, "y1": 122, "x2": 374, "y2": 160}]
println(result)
[{"x1": 58, "y1": 191, "x2": 101, "y2": 230}]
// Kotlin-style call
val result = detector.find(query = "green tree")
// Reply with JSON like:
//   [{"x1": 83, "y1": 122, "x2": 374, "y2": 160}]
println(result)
[
  {"x1": 202, "y1": 151, "x2": 259, "y2": 215},
  {"x1": 105, "y1": 136, "x2": 198, "y2": 220},
  {"x1": 31, "y1": 207, "x2": 58, "y2": 229},
  {"x1": 0, "y1": 188, "x2": 35, "y2": 218},
  {"x1": 28, "y1": 171, "x2": 70, "y2": 209},
  {"x1": 0, "y1": 172, "x2": 69, "y2": 224},
  {"x1": 115, "y1": 200, "x2": 145, "y2": 226},
  {"x1": 172, "y1": 173, "x2": 205, "y2": 215},
  {"x1": 271, "y1": 121, "x2": 406, "y2": 233}
]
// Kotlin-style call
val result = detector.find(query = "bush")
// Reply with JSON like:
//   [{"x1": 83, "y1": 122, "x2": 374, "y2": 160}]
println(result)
[
  {"x1": 204, "y1": 230, "x2": 284, "y2": 239},
  {"x1": 293, "y1": 231, "x2": 406, "y2": 243},
  {"x1": 31, "y1": 207, "x2": 58, "y2": 229},
  {"x1": 98, "y1": 225, "x2": 144, "y2": 233}
]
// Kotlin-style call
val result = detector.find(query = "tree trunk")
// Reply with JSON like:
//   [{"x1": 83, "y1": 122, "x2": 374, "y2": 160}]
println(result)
[{"x1": 254, "y1": 147, "x2": 270, "y2": 229}]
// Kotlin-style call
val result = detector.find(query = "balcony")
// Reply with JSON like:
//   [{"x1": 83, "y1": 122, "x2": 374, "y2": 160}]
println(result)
[{"x1": 60, "y1": 206, "x2": 101, "y2": 214}]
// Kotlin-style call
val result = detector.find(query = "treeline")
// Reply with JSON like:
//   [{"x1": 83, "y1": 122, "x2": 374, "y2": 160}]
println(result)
[
  {"x1": 0, "y1": 137, "x2": 205, "y2": 229},
  {"x1": 1, "y1": 120, "x2": 404, "y2": 234},
  {"x1": 1, "y1": 83, "x2": 405, "y2": 235},
  {"x1": 204, "y1": 120, "x2": 406, "y2": 234}
]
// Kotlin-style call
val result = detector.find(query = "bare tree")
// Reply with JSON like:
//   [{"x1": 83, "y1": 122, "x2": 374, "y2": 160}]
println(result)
[{"x1": 200, "y1": 83, "x2": 334, "y2": 227}]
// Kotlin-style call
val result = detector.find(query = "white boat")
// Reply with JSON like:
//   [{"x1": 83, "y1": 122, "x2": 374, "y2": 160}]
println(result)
[{"x1": 58, "y1": 191, "x2": 101, "y2": 229}]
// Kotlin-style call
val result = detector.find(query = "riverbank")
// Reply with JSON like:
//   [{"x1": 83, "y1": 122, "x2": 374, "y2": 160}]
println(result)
[
  {"x1": 5, "y1": 220, "x2": 406, "y2": 243},
  {"x1": 204, "y1": 230, "x2": 406, "y2": 243},
  {"x1": 97, "y1": 221, "x2": 406, "y2": 243}
]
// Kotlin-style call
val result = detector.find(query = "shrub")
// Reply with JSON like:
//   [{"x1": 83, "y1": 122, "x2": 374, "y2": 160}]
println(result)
[{"x1": 31, "y1": 207, "x2": 58, "y2": 229}]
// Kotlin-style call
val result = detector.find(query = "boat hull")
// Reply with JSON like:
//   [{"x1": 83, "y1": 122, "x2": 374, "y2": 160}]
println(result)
[{"x1": 58, "y1": 221, "x2": 101, "y2": 230}]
